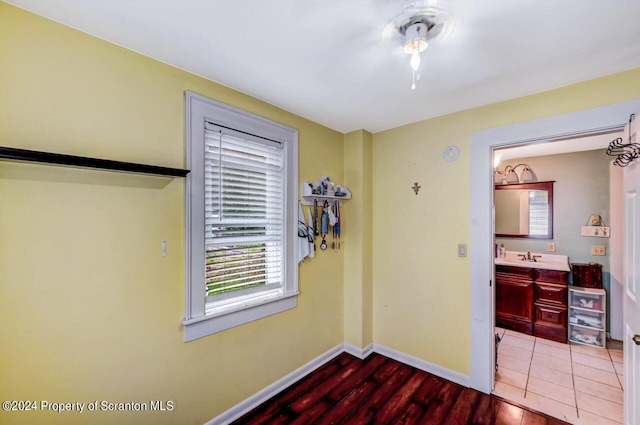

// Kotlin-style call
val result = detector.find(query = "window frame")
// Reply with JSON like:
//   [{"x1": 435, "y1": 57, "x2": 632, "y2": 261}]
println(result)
[{"x1": 182, "y1": 92, "x2": 298, "y2": 342}]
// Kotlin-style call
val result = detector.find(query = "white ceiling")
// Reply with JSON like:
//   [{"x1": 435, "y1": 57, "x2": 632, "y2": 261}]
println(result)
[
  {"x1": 497, "y1": 130, "x2": 623, "y2": 161},
  {"x1": 5, "y1": 0, "x2": 640, "y2": 133}
]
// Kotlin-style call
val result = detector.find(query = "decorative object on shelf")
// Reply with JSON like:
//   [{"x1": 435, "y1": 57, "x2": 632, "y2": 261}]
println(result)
[
  {"x1": 494, "y1": 163, "x2": 535, "y2": 184},
  {"x1": 382, "y1": 4, "x2": 454, "y2": 90},
  {"x1": 412, "y1": 182, "x2": 421, "y2": 195},
  {"x1": 580, "y1": 214, "x2": 610, "y2": 238},
  {"x1": 0, "y1": 146, "x2": 189, "y2": 177},
  {"x1": 572, "y1": 263, "x2": 603, "y2": 289},
  {"x1": 443, "y1": 145, "x2": 460, "y2": 162},
  {"x1": 607, "y1": 113, "x2": 638, "y2": 167},
  {"x1": 300, "y1": 175, "x2": 351, "y2": 205}
]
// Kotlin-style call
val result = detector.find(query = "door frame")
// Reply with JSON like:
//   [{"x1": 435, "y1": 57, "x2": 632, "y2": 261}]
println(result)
[{"x1": 469, "y1": 99, "x2": 640, "y2": 393}]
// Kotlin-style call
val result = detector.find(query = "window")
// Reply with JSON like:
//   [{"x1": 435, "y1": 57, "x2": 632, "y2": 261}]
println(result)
[{"x1": 182, "y1": 92, "x2": 298, "y2": 341}]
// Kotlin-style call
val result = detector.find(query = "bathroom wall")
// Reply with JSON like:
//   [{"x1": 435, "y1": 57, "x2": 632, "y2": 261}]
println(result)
[{"x1": 495, "y1": 149, "x2": 615, "y2": 333}]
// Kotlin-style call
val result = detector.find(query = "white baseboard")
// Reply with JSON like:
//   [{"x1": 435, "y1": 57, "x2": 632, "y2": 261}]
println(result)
[
  {"x1": 343, "y1": 342, "x2": 374, "y2": 359},
  {"x1": 205, "y1": 344, "x2": 344, "y2": 425},
  {"x1": 206, "y1": 342, "x2": 470, "y2": 424},
  {"x1": 372, "y1": 343, "x2": 471, "y2": 387}
]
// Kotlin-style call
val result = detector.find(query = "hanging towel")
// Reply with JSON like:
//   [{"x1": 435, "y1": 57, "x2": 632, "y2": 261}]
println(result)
[
  {"x1": 298, "y1": 203, "x2": 310, "y2": 263},
  {"x1": 307, "y1": 208, "x2": 315, "y2": 258}
]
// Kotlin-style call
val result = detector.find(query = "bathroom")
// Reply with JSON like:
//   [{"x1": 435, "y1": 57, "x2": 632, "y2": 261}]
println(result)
[{"x1": 492, "y1": 141, "x2": 625, "y2": 423}]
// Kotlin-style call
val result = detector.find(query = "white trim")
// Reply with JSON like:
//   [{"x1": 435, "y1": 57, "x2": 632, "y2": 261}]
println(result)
[
  {"x1": 371, "y1": 343, "x2": 471, "y2": 387},
  {"x1": 183, "y1": 294, "x2": 298, "y2": 342},
  {"x1": 183, "y1": 91, "x2": 299, "y2": 340},
  {"x1": 469, "y1": 99, "x2": 640, "y2": 394},
  {"x1": 206, "y1": 342, "x2": 471, "y2": 424},
  {"x1": 343, "y1": 343, "x2": 374, "y2": 359},
  {"x1": 205, "y1": 344, "x2": 345, "y2": 425}
]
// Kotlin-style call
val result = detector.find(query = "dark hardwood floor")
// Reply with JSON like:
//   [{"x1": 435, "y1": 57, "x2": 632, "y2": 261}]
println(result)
[{"x1": 231, "y1": 352, "x2": 569, "y2": 425}]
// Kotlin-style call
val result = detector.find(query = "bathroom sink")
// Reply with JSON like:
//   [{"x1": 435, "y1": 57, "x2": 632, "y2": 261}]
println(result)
[{"x1": 495, "y1": 252, "x2": 570, "y2": 272}]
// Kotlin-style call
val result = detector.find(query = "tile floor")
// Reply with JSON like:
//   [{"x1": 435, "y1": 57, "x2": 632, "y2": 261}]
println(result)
[{"x1": 493, "y1": 327, "x2": 623, "y2": 425}]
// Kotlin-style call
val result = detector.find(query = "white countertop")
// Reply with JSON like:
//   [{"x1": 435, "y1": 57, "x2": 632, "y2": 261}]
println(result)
[{"x1": 495, "y1": 251, "x2": 570, "y2": 272}]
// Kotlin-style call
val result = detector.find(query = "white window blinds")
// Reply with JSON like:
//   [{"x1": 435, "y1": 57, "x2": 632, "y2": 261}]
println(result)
[{"x1": 203, "y1": 123, "x2": 285, "y2": 305}]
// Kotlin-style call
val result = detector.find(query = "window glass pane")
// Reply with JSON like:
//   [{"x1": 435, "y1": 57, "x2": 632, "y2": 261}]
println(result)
[{"x1": 203, "y1": 128, "x2": 284, "y2": 298}]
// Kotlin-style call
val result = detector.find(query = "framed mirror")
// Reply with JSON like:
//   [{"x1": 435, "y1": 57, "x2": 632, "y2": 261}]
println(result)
[{"x1": 495, "y1": 181, "x2": 554, "y2": 239}]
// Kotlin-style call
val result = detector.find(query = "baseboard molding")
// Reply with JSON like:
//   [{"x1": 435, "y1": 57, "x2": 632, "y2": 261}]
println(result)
[
  {"x1": 205, "y1": 344, "x2": 345, "y2": 425},
  {"x1": 372, "y1": 343, "x2": 471, "y2": 387},
  {"x1": 343, "y1": 342, "x2": 374, "y2": 359},
  {"x1": 207, "y1": 342, "x2": 471, "y2": 424}
]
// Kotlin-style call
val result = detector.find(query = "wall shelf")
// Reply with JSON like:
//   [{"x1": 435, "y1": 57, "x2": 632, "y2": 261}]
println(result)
[
  {"x1": 0, "y1": 146, "x2": 190, "y2": 177},
  {"x1": 301, "y1": 194, "x2": 351, "y2": 206}
]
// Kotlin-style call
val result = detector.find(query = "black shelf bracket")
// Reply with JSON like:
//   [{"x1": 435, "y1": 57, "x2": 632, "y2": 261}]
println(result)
[{"x1": 0, "y1": 146, "x2": 190, "y2": 177}]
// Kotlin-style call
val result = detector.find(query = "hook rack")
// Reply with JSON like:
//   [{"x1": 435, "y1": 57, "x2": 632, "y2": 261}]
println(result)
[{"x1": 606, "y1": 114, "x2": 638, "y2": 167}]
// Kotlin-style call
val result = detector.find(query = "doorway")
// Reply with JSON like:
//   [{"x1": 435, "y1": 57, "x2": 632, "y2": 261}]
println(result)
[
  {"x1": 492, "y1": 143, "x2": 623, "y2": 422},
  {"x1": 468, "y1": 100, "x2": 640, "y2": 398}
]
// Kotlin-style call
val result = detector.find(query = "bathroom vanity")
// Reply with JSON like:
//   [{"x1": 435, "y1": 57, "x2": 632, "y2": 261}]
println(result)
[{"x1": 495, "y1": 252, "x2": 570, "y2": 343}]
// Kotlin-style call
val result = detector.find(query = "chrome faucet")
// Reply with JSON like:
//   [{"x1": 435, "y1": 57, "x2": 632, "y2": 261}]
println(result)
[{"x1": 517, "y1": 251, "x2": 542, "y2": 262}]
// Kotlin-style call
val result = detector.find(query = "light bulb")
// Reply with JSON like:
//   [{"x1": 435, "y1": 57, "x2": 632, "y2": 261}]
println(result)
[{"x1": 410, "y1": 51, "x2": 421, "y2": 72}]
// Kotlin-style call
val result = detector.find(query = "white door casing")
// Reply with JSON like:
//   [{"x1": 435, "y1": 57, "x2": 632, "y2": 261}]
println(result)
[
  {"x1": 469, "y1": 99, "x2": 640, "y2": 394},
  {"x1": 622, "y1": 113, "x2": 640, "y2": 425}
]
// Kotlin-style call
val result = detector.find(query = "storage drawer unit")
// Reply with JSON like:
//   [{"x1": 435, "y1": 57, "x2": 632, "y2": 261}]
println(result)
[{"x1": 568, "y1": 287, "x2": 606, "y2": 348}]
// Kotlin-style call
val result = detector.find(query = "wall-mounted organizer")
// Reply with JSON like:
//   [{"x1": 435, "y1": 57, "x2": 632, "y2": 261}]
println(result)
[
  {"x1": 0, "y1": 146, "x2": 190, "y2": 177},
  {"x1": 298, "y1": 176, "x2": 350, "y2": 261},
  {"x1": 300, "y1": 175, "x2": 351, "y2": 206}
]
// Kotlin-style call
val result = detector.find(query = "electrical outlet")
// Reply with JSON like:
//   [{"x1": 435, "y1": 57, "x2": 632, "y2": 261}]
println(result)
[
  {"x1": 591, "y1": 245, "x2": 606, "y2": 256},
  {"x1": 547, "y1": 243, "x2": 556, "y2": 252}
]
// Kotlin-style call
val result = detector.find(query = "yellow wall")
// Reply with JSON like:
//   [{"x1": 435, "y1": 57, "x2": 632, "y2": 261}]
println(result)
[
  {"x1": 343, "y1": 130, "x2": 373, "y2": 348},
  {"x1": 3, "y1": 2, "x2": 640, "y2": 423},
  {"x1": 372, "y1": 67, "x2": 640, "y2": 375},
  {"x1": 0, "y1": 3, "x2": 344, "y2": 424}
]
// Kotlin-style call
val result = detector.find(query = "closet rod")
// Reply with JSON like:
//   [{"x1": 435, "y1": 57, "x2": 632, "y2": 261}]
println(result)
[{"x1": 0, "y1": 146, "x2": 190, "y2": 177}]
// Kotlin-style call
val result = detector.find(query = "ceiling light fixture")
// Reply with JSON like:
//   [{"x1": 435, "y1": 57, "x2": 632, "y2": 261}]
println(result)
[
  {"x1": 384, "y1": 5, "x2": 453, "y2": 91},
  {"x1": 404, "y1": 22, "x2": 428, "y2": 90}
]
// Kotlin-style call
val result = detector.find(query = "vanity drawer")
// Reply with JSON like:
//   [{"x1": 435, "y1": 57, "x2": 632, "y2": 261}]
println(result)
[
  {"x1": 535, "y1": 283, "x2": 567, "y2": 305},
  {"x1": 535, "y1": 269, "x2": 569, "y2": 285},
  {"x1": 496, "y1": 265, "x2": 535, "y2": 279},
  {"x1": 534, "y1": 303, "x2": 567, "y2": 326}
]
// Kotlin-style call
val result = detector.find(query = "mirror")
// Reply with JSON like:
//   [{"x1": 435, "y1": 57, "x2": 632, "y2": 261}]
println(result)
[{"x1": 495, "y1": 181, "x2": 554, "y2": 239}]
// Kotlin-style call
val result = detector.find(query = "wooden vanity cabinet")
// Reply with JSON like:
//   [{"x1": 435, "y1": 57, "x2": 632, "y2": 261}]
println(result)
[
  {"x1": 533, "y1": 269, "x2": 569, "y2": 343},
  {"x1": 495, "y1": 266, "x2": 534, "y2": 335},
  {"x1": 496, "y1": 265, "x2": 569, "y2": 343}
]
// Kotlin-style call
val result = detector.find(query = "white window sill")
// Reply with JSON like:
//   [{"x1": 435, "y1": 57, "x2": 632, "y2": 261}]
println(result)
[{"x1": 182, "y1": 292, "x2": 299, "y2": 342}]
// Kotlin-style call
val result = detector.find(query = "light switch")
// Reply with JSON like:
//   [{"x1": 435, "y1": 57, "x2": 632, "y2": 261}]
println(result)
[
  {"x1": 458, "y1": 244, "x2": 467, "y2": 257},
  {"x1": 162, "y1": 241, "x2": 167, "y2": 257}
]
